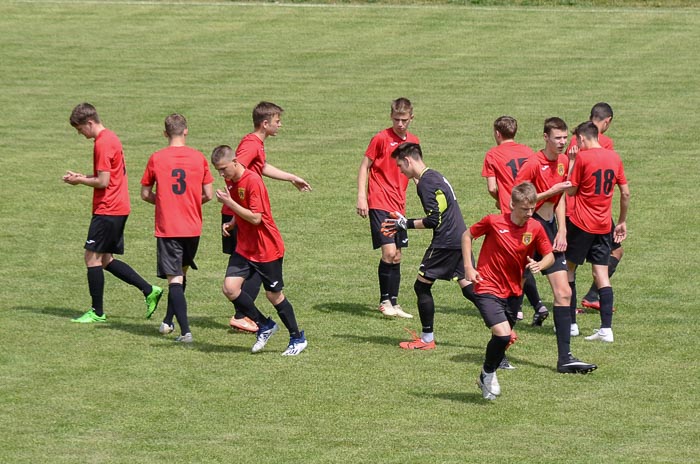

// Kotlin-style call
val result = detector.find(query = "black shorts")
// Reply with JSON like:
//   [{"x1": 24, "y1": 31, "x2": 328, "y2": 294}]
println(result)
[
  {"x1": 418, "y1": 247, "x2": 465, "y2": 282},
  {"x1": 565, "y1": 219, "x2": 611, "y2": 266},
  {"x1": 222, "y1": 214, "x2": 237, "y2": 255},
  {"x1": 369, "y1": 209, "x2": 409, "y2": 250},
  {"x1": 226, "y1": 252, "x2": 285, "y2": 292},
  {"x1": 85, "y1": 215, "x2": 127, "y2": 254},
  {"x1": 474, "y1": 293, "x2": 521, "y2": 328},
  {"x1": 532, "y1": 213, "x2": 567, "y2": 275},
  {"x1": 157, "y1": 237, "x2": 200, "y2": 279}
]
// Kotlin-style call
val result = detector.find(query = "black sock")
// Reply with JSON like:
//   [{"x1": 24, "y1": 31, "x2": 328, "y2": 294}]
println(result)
[
  {"x1": 552, "y1": 305, "x2": 572, "y2": 360},
  {"x1": 414, "y1": 280, "x2": 434, "y2": 333},
  {"x1": 234, "y1": 273, "x2": 262, "y2": 319},
  {"x1": 388, "y1": 262, "x2": 401, "y2": 306},
  {"x1": 231, "y1": 291, "x2": 265, "y2": 326},
  {"x1": 461, "y1": 283, "x2": 476, "y2": 305},
  {"x1": 105, "y1": 259, "x2": 152, "y2": 296},
  {"x1": 378, "y1": 260, "x2": 392, "y2": 303},
  {"x1": 484, "y1": 334, "x2": 511, "y2": 373},
  {"x1": 274, "y1": 297, "x2": 300, "y2": 338},
  {"x1": 599, "y1": 286, "x2": 614, "y2": 328},
  {"x1": 523, "y1": 271, "x2": 543, "y2": 310},
  {"x1": 168, "y1": 283, "x2": 189, "y2": 335},
  {"x1": 569, "y1": 281, "x2": 577, "y2": 324},
  {"x1": 87, "y1": 266, "x2": 104, "y2": 316}
]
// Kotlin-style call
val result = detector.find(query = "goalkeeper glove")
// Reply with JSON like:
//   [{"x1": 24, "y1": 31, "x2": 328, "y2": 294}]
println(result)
[{"x1": 381, "y1": 211, "x2": 408, "y2": 237}]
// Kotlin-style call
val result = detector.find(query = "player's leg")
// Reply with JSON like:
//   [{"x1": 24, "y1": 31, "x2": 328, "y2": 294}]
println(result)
[
  {"x1": 370, "y1": 209, "x2": 402, "y2": 316},
  {"x1": 75, "y1": 249, "x2": 107, "y2": 321},
  {"x1": 523, "y1": 270, "x2": 548, "y2": 323},
  {"x1": 474, "y1": 294, "x2": 512, "y2": 400},
  {"x1": 582, "y1": 223, "x2": 623, "y2": 308},
  {"x1": 585, "y1": 234, "x2": 615, "y2": 343}
]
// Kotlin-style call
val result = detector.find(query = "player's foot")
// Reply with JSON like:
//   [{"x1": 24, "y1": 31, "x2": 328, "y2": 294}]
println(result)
[
  {"x1": 281, "y1": 331, "x2": 308, "y2": 356},
  {"x1": 378, "y1": 300, "x2": 398, "y2": 317},
  {"x1": 159, "y1": 322, "x2": 174, "y2": 334},
  {"x1": 252, "y1": 319, "x2": 279, "y2": 353},
  {"x1": 498, "y1": 355, "x2": 516, "y2": 370},
  {"x1": 392, "y1": 304, "x2": 413, "y2": 319},
  {"x1": 532, "y1": 307, "x2": 549, "y2": 326},
  {"x1": 585, "y1": 328, "x2": 614, "y2": 343},
  {"x1": 477, "y1": 369, "x2": 500, "y2": 400},
  {"x1": 557, "y1": 354, "x2": 597, "y2": 374},
  {"x1": 145, "y1": 286, "x2": 163, "y2": 319},
  {"x1": 571, "y1": 323, "x2": 580, "y2": 337},
  {"x1": 174, "y1": 333, "x2": 193, "y2": 343},
  {"x1": 516, "y1": 311, "x2": 524, "y2": 321},
  {"x1": 72, "y1": 309, "x2": 106, "y2": 323},
  {"x1": 399, "y1": 329, "x2": 435, "y2": 350},
  {"x1": 229, "y1": 316, "x2": 258, "y2": 333},
  {"x1": 581, "y1": 298, "x2": 600, "y2": 310}
]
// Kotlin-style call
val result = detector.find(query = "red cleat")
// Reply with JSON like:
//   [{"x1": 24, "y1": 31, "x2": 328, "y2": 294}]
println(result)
[
  {"x1": 399, "y1": 329, "x2": 436, "y2": 350},
  {"x1": 229, "y1": 316, "x2": 258, "y2": 333},
  {"x1": 506, "y1": 329, "x2": 518, "y2": 349},
  {"x1": 581, "y1": 299, "x2": 600, "y2": 310}
]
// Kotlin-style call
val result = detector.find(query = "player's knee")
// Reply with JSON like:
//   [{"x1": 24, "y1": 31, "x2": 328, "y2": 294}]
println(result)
[
  {"x1": 266, "y1": 291, "x2": 284, "y2": 306},
  {"x1": 222, "y1": 281, "x2": 240, "y2": 301}
]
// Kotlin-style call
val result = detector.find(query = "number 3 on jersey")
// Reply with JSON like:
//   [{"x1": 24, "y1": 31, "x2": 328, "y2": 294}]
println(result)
[{"x1": 172, "y1": 168, "x2": 186, "y2": 195}]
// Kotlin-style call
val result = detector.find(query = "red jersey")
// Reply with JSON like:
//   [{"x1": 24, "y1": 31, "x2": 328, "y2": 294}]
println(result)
[
  {"x1": 365, "y1": 128, "x2": 420, "y2": 214},
  {"x1": 481, "y1": 141, "x2": 535, "y2": 213},
  {"x1": 141, "y1": 146, "x2": 214, "y2": 238},
  {"x1": 569, "y1": 147, "x2": 627, "y2": 234},
  {"x1": 228, "y1": 169, "x2": 284, "y2": 263},
  {"x1": 514, "y1": 150, "x2": 569, "y2": 210},
  {"x1": 222, "y1": 133, "x2": 266, "y2": 216},
  {"x1": 470, "y1": 213, "x2": 552, "y2": 298},
  {"x1": 92, "y1": 129, "x2": 130, "y2": 215},
  {"x1": 566, "y1": 133, "x2": 614, "y2": 218}
]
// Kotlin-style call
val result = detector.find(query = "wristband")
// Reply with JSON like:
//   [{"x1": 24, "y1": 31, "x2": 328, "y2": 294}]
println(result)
[{"x1": 407, "y1": 219, "x2": 416, "y2": 229}]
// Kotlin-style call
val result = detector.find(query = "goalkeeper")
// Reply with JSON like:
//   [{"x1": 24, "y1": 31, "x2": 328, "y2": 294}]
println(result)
[{"x1": 382, "y1": 143, "x2": 476, "y2": 350}]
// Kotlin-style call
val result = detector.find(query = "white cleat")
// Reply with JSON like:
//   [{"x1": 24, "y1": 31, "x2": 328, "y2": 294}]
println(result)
[{"x1": 585, "y1": 328, "x2": 614, "y2": 343}]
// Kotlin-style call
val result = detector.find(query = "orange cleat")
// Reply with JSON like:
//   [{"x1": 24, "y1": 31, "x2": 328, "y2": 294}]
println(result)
[
  {"x1": 229, "y1": 316, "x2": 258, "y2": 333},
  {"x1": 399, "y1": 329, "x2": 436, "y2": 350},
  {"x1": 506, "y1": 329, "x2": 518, "y2": 349}
]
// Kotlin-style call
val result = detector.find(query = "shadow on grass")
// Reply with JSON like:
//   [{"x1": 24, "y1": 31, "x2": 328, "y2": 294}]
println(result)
[
  {"x1": 333, "y1": 333, "x2": 463, "y2": 348},
  {"x1": 313, "y1": 302, "x2": 376, "y2": 317},
  {"x1": 449, "y1": 352, "x2": 554, "y2": 372},
  {"x1": 410, "y1": 390, "x2": 490, "y2": 405},
  {"x1": 13, "y1": 305, "x2": 84, "y2": 320}
]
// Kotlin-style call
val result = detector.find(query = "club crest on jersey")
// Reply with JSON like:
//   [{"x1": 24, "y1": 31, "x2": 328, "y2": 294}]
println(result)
[
  {"x1": 558, "y1": 163, "x2": 565, "y2": 176},
  {"x1": 238, "y1": 188, "x2": 246, "y2": 200},
  {"x1": 522, "y1": 232, "x2": 533, "y2": 245}
]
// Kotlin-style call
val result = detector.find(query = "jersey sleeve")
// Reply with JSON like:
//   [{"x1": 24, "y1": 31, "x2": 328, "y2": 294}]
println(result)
[
  {"x1": 364, "y1": 133, "x2": 382, "y2": 162},
  {"x1": 202, "y1": 157, "x2": 214, "y2": 184},
  {"x1": 417, "y1": 180, "x2": 442, "y2": 229},
  {"x1": 140, "y1": 156, "x2": 156, "y2": 186},
  {"x1": 94, "y1": 136, "x2": 118, "y2": 172},
  {"x1": 513, "y1": 156, "x2": 537, "y2": 185},
  {"x1": 481, "y1": 151, "x2": 495, "y2": 177},
  {"x1": 469, "y1": 215, "x2": 491, "y2": 240}
]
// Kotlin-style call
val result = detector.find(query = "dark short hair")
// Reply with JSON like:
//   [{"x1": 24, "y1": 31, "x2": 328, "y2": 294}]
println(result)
[
  {"x1": 70, "y1": 103, "x2": 100, "y2": 127},
  {"x1": 391, "y1": 142, "x2": 422, "y2": 161},
  {"x1": 511, "y1": 182, "x2": 537, "y2": 205},
  {"x1": 253, "y1": 101, "x2": 283, "y2": 128},
  {"x1": 164, "y1": 113, "x2": 187, "y2": 137},
  {"x1": 543, "y1": 117, "x2": 568, "y2": 136},
  {"x1": 590, "y1": 102, "x2": 613, "y2": 122},
  {"x1": 574, "y1": 121, "x2": 599, "y2": 141},
  {"x1": 211, "y1": 145, "x2": 234, "y2": 164},
  {"x1": 391, "y1": 97, "x2": 413, "y2": 115},
  {"x1": 494, "y1": 116, "x2": 518, "y2": 139}
]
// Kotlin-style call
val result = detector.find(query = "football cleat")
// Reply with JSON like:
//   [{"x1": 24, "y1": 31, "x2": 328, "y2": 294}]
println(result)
[
  {"x1": 145, "y1": 286, "x2": 164, "y2": 319},
  {"x1": 498, "y1": 355, "x2": 516, "y2": 370},
  {"x1": 378, "y1": 300, "x2": 398, "y2": 317},
  {"x1": 174, "y1": 333, "x2": 193, "y2": 343},
  {"x1": 282, "y1": 331, "x2": 308, "y2": 356},
  {"x1": 392, "y1": 305, "x2": 414, "y2": 319},
  {"x1": 580, "y1": 298, "x2": 600, "y2": 310},
  {"x1": 585, "y1": 329, "x2": 614, "y2": 343},
  {"x1": 557, "y1": 354, "x2": 597, "y2": 374},
  {"x1": 72, "y1": 309, "x2": 106, "y2": 323},
  {"x1": 477, "y1": 369, "x2": 500, "y2": 400},
  {"x1": 506, "y1": 329, "x2": 518, "y2": 349},
  {"x1": 159, "y1": 322, "x2": 174, "y2": 334},
  {"x1": 532, "y1": 308, "x2": 549, "y2": 326},
  {"x1": 252, "y1": 319, "x2": 279, "y2": 353},
  {"x1": 229, "y1": 316, "x2": 258, "y2": 333},
  {"x1": 399, "y1": 329, "x2": 435, "y2": 350}
]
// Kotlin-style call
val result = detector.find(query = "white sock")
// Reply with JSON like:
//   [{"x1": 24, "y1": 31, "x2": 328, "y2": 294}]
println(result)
[{"x1": 421, "y1": 332, "x2": 434, "y2": 343}]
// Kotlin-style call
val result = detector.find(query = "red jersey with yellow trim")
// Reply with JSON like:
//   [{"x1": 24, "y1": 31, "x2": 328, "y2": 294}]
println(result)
[
  {"x1": 482, "y1": 141, "x2": 535, "y2": 214},
  {"x1": 566, "y1": 133, "x2": 614, "y2": 218},
  {"x1": 514, "y1": 150, "x2": 569, "y2": 210},
  {"x1": 222, "y1": 133, "x2": 266, "y2": 216},
  {"x1": 228, "y1": 169, "x2": 284, "y2": 263},
  {"x1": 365, "y1": 128, "x2": 420, "y2": 214},
  {"x1": 92, "y1": 129, "x2": 130, "y2": 215},
  {"x1": 141, "y1": 146, "x2": 214, "y2": 238},
  {"x1": 470, "y1": 213, "x2": 552, "y2": 298},
  {"x1": 569, "y1": 147, "x2": 627, "y2": 234}
]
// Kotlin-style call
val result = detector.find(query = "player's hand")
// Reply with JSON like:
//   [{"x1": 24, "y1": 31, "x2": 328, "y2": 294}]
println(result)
[
  {"x1": 222, "y1": 220, "x2": 235, "y2": 237},
  {"x1": 525, "y1": 256, "x2": 542, "y2": 274},
  {"x1": 356, "y1": 197, "x2": 368, "y2": 218},
  {"x1": 381, "y1": 212, "x2": 408, "y2": 237},
  {"x1": 62, "y1": 170, "x2": 84, "y2": 185},
  {"x1": 567, "y1": 144, "x2": 579, "y2": 160},
  {"x1": 613, "y1": 222, "x2": 627, "y2": 243},
  {"x1": 553, "y1": 231, "x2": 567, "y2": 252},
  {"x1": 215, "y1": 188, "x2": 232, "y2": 205},
  {"x1": 291, "y1": 176, "x2": 312, "y2": 192},
  {"x1": 465, "y1": 267, "x2": 482, "y2": 283},
  {"x1": 550, "y1": 181, "x2": 572, "y2": 196}
]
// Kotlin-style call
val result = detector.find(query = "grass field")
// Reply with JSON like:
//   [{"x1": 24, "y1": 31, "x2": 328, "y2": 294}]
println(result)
[{"x1": 1, "y1": 1, "x2": 699, "y2": 463}]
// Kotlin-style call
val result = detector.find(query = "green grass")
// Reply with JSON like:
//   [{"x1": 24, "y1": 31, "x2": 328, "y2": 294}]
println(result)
[{"x1": 1, "y1": 1, "x2": 699, "y2": 463}]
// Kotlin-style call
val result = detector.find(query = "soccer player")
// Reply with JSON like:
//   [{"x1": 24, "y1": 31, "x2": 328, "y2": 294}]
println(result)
[
  {"x1": 566, "y1": 121, "x2": 630, "y2": 343},
  {"x1": 566, "y1": 103, "x2": 622, "y2": 311},
  {"x1": 64, "y1": 103, "x2": 163, "y2": 323},
  {"x1": 481, "y1": 116, "x2": 548, "y2": 324},
  {"x1": 357, "y1": 98, "x2": 419, "y2": 319},
  {"x1": 514, "y1": 117, "x2": 596, "y2": 369},
  {"x1": 140, "y1": 114, "x2": 214, "y2": 343},
  {"x1": 211, "y1": 145, "x2": 307, "y2": 356},
  {"x1": 381, "y1": 143, "x2": 476, "y2": 350},
  {"x1": 222, "y1": 102, "x2": 311, "y2": 333},
  {"x1": 463, "y1": 183, "x2": 593, "y2": 401}
]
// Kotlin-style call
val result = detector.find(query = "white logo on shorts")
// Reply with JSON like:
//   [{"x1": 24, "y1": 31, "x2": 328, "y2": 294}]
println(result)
[
  {"x1": 270, "y1": 281, "x2": 279, "y2": 288},
  {"x1": 86, "y1": 240, "x2": 96, "y2": 244}
]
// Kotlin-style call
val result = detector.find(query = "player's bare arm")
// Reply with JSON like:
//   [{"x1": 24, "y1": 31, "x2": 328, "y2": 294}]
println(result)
[
  {"x1": 461, "y1": 230, "x2": 481, "y2": 283},
  {"x1": 202, "y1": 183, "x2": 214, "y2": 204},
  {"x1": 552, "y1": 196, "x2": 568, "y2": 252},
  {"x1": 526, "y1": 253, "x2": 554, "y2": 274},
  {"x1": 262, "y1": 163, "x2": 312, "y2": 191},
  {"x1": 63, "y1": 170, "x2": 109, "y2": 188},
  {"x1": 356, "y1": 156, "x2": 372, "y2": 218},
  {"x1": 215, "y1": 188, "x2": 262, "y2": 225},
  {"x1": 140, "y1": 185, "x2": 156, "y2": 204},
  {"x1": 615, "y1": 183, "x2": 631, "y2": 243}
]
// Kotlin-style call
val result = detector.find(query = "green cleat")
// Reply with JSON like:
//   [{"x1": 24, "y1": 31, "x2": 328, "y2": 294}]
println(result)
[
  {"x1": 72, "y1": 309, "x2": 106, "y2": 323},
  {"x1": 145, "y1": 286, "x2": 163, "y2": 319}
]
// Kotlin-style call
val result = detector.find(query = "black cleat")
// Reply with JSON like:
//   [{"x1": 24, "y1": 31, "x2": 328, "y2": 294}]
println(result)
[
  {"x1": 532, "y1": 308, "x2": 549, "y2": 326},
  {"x1": 557, "y1": 354, "x2": 597, "y2": 374},
  {"x1": 498, "y1": 355, "x2": 516, "y2": 370}
]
